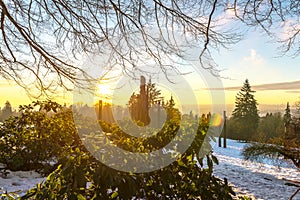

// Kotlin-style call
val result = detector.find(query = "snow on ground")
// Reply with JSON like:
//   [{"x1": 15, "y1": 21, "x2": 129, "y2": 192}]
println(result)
[
  {"x1": 0, "y1": 139, "x2": 299, "y2": 199},
  {"x1": 211, "y1": 139, "x2": 300, "y2": 200},
  {"x1": 0, "y1": 164, "x2": 45, "y2": 197}
]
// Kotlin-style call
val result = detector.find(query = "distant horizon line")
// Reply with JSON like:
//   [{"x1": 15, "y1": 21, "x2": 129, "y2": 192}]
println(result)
[{"x1": 1, "y1": 101, "x2": 294, "y2": 107}]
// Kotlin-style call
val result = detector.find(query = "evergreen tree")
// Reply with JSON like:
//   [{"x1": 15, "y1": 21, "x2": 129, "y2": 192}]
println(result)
[
  {"x1": 0, "y1": 101, "x2": 13, "y2": 121},
  {"x1": 146, "y1": 79, "x2": 161, "y2": 107},
  {"x1": 232, "y1": 79, "x2": 259, "y2": 141},
  {"x1": 128, "y1": 77, "x2": 162, "y2": 125},
  {"x1": 283, "y1": 102, "x2": 292, "y2": 125},
  {"x1": 295, "y1": 99, "x2": 300, "y2": 114},
  {"x1": 165, "y1": 95, "x2": 175, "y2": 110},
  {"x1": 257, "y1": 112, "x2": 284, "y2": 141}
]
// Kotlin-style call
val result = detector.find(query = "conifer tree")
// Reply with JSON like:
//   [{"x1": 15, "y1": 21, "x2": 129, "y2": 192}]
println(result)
[
  {"x1": 283, "y1": 102, "x2": 292, "y2": 125},
  {"x1": 232, "y1": 79, "x2": 259, "y2": 141},
  {"x1": 0, "y1": 101, "x2": 13, "y2": 121}
]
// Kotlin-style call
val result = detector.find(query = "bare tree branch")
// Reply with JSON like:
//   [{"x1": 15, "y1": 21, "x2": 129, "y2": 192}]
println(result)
[
  {"x1": 289, "y1": 187, "x2": 300, "y2": 200},
  {"x1": 0, "y1": 0, "x2": 298, "y2": 97}
]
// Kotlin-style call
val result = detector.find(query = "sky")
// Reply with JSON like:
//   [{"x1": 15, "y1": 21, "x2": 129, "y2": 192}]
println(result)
[
  {"x1": 215, "y1": 30, "x2": 300, "y2": 107},
  {"x1": 1, "y1": 27, "x2": 300, "y2": 112}
]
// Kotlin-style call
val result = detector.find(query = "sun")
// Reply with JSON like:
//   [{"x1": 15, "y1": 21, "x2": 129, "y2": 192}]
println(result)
[{"x1": 98, "y1": 84, "x2": 111, "y2": 96}]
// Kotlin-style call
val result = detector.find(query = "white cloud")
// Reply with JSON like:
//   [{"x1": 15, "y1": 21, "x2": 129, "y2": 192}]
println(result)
[
  {"x1": 242, "y1": 49, "x2": 265, "y2": 66},
  {"x1": 220, "y1": 48, "x2": 283, "y2": 87},
  {"x1": 214, "y1": 8, "x2": 236, "y2": 26},
  {"x1": 210, "y1": 80, "x2": 300, "y2": 91}
]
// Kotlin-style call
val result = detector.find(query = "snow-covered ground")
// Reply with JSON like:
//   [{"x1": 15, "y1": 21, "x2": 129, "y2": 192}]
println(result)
[
  {"x1": 0, "y1": 139, "x2": 299, "y2": 199},
  {"x1": 212, "y1": 139, "x2": 300, "y2": 200},
  {"x1": 0, "y1": 164, "x2": 44, "y2": 198}
]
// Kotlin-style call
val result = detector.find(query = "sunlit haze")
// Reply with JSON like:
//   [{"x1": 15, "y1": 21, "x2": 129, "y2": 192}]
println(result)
[{"x1": 1, "y1": 31, "x2": 300, "y2": 114}]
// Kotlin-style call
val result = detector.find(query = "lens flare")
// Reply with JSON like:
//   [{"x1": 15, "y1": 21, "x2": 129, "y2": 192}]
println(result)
[{"x1": 210, "y1": 113, "x2": 223, "y2": 126}]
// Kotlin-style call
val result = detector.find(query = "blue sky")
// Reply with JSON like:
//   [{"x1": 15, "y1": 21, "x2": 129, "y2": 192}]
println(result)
[
  {"x1": 211, "y1": 30, "x2": 300, "y2": 106},
  {"x1": 1, "y1": 25, "x2": 300, "y2": 109},
  {"x1": 217, "y1": 31, "x2": 300, "y2": 85}
]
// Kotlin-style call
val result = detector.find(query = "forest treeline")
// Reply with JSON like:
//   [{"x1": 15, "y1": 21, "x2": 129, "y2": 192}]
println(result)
[{"x1": 223, "y1": 80, "x2": 299, "y2": 148}]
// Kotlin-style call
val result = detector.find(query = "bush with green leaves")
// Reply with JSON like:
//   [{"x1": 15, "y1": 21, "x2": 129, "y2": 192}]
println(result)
[
  {"x1": 19, "y1": 109, "x2": 238, "y2": 199},
  {"x1": 0, "y1": 100, "x2": 243, "y2": 199},
  {"x1": 21, "y1": 151, "x2": 240, "y2": 199},
  {"x1": 0, "y1": 101, "x2": 82, "y2": 173}
]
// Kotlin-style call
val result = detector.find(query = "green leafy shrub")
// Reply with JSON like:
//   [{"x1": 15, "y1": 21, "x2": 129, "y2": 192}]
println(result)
[
  {"x1": 1, "y1": 101, "x2": 239, "y2": 199},
  {"x1": 0, "y1": 101, "x2": 82, "y2": 174},
  {"x1": 22, "y1": 146, "x2": 235, "y2": 200},
  {"x1": 20, "y1": 109, "x2": 236, "y2": 199}
]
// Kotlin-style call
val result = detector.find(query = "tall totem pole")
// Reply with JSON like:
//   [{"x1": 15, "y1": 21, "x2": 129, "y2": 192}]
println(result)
[{"x1": 137, "y1": 76, "x2": 150, "y2": 125}]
